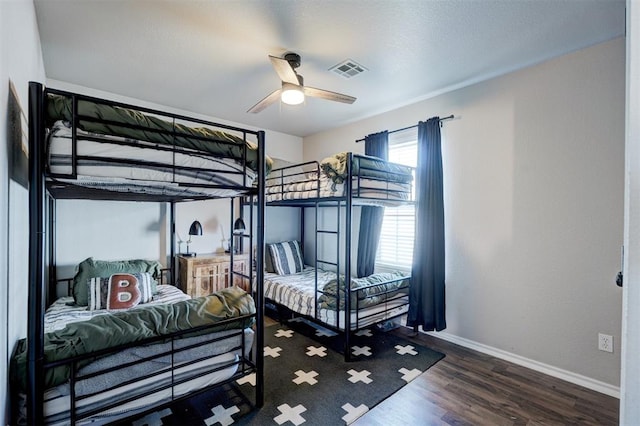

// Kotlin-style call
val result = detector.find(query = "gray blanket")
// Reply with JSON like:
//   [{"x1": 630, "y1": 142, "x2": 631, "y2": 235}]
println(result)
[
  {"x1": 318, "y1": 271, "x2": 410, "y2": 310},
  {"x1": 320, "y1": 152, "x2": 413, "y2": 184}
]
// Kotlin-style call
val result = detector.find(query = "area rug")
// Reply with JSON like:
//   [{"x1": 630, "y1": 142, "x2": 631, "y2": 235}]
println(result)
[{"x1": 125, "y1": 322, "x2": 444, "y2": 425}]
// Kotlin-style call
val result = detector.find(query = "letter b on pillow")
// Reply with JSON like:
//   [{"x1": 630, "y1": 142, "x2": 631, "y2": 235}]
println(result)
[
  {"x1": 108, "y1": 274, "x2": 142, "y2": 309},
  {"x1": 88, "y1": 273, "x2": 146, "y2": 310}
]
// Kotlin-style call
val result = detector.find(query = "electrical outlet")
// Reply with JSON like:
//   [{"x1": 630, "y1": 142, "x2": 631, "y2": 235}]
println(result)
[{"x1": 598, "y1": 333, "x2": 614, "y2": 353}]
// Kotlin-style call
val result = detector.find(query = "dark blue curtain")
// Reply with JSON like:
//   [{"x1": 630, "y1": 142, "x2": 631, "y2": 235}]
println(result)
[
  {"x1": 407, "y1": 118, "x2": 446, "y2": 331},
  {"x1": 356, "y1": 131, "x2": 388, "y2": 278}
]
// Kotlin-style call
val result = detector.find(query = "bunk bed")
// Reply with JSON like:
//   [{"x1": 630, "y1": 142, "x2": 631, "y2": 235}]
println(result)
[
  {"x1": 16, "y1": 82, "x2": 267, "y2": 425},
  {"x1": 264, "y1": 152, "x2": 414, "y2": 361}
]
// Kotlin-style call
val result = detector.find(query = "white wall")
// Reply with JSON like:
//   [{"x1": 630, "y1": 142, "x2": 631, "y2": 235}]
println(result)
[
  {"x1": 305, "y1": 38, "x2": 625, "y2": 393},
  {"x1": 0, "y1": 0, "x2": 45, "y2": 422},
  {"x1": 54, "y1": 201, "x2": 167, "y2": 280}
]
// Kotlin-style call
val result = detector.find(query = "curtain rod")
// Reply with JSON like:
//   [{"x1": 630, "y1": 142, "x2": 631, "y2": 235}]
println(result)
[{"x1": 355, "y1": 114, "x2": 454, "y2": 143}]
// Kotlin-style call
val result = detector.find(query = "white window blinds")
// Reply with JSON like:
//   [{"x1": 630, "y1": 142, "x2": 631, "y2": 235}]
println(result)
[{"x1": 375, "y1": 129, "x2": 417, "y2": 271}]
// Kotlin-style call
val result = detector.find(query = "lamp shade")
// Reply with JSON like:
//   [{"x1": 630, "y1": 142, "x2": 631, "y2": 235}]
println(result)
[
  {"x1": 281, "y1": 82, "x2": 305, "y2": 105},
  {"x1": 188, "y1": 220, "x2": 203, "y2": 236},
  {"x1": 233, "y1": 218, "x2": 246, "y2": 232}
]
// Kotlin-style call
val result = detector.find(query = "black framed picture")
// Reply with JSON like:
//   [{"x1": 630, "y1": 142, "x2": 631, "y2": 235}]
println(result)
[{"x1": 8, "y1": 80, "x2": 29, "y2": 189}]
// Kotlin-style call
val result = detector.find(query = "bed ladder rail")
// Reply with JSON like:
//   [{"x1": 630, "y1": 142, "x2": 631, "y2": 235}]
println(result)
[{"x1": 312, "y1": 198, "x2": 347, "y2": 332}]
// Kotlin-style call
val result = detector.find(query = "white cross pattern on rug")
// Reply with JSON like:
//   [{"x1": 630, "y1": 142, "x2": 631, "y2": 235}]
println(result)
[
  {"x1": 264, "y1": 346, "x2": 282, "y2": 358},
  {"x1": 306, "y1": 345, "x2": 327, "y2": 357},
  {"x1": 351, "y1": 345, "x2": 372, "y2": 357},
  {"x1": 315, "y1": 328, "x2": 335, "y2": 337},
  {"x1": 275, "y1": 329, "x2": 294, "y2": 338},
  {"x1": 274, "y1": 403, "x2": 307, "y2": 425},
  {"x1": 293, "y1": 369, "x2": 319, "y2": 385},
  {"x1": 132, "y1": 408, "x2": 171, "y2": 426},
  {"x1": 355, "y1": 329, "x2": 372, "y2": 337},
  {"x1": 341, "y1": 403, "x2": 369, "y2": 424},
  {"x1": 395, "y1": 344, "x2": 418, "y2": 356},
  {"x1": 204, "y1": 404, "x2": 240, "y2": 426},
  {"x1": 399, "y1": 367, "x2": 422, "y2": 383},
  {"x1": 236, "y1": 372, "x2": 256, "y2": 386},
  {"x1": 347, "y1": 369, "x2": 373, "y2": 384}
]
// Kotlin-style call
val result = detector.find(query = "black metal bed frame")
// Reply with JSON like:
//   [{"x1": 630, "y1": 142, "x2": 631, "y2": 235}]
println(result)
[
  {"x1": 25, "y1": 82, "x2": 266, "y2": 425},
  {"x1": 264, "y1": 152, "x2": 414, "y2": 361}
]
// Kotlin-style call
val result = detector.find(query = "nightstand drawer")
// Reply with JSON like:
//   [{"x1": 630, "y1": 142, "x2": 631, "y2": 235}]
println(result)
[{"x1": 193, "y1": 264, "x2": 219, "y2": 278}]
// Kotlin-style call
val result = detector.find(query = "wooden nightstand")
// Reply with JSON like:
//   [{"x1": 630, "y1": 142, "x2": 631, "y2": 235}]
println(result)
[{"x1": 177, "y1": 253, "x2": 250, "y2": 298}]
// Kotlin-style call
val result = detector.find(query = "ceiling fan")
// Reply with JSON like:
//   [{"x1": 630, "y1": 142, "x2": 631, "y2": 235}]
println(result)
[{"x1": 247, "y1": 52, "x2": 356, "y2": 113}]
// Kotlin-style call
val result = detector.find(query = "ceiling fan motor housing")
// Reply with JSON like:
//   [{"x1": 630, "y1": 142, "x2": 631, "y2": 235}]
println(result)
[{"x1": 284, "y1": 52, "x2": 301, "y2": 69}]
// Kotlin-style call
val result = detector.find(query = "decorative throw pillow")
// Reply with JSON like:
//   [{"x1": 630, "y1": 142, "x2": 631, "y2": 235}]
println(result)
[
  {"x1": 87, "y1": 272, "x2": 154, "y2": 311},
  {"x1": 269, "y1": 240, "x2": 304, "y2": 275},
  {"x1": 72, "y1": 257, "x2": 162, "y2": 306}
]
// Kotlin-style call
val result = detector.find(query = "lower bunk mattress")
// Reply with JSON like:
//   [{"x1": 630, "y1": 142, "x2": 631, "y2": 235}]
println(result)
[
  {"x1": 12, "y1": 286, "x2": 256, "y2": 425},
  {"x1": 263, "y1": 267, "x2": 410, "y2": 330}
]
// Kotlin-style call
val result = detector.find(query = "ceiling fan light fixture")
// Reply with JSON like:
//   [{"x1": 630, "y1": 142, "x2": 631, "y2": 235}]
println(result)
[
  {"x1": 281, "y1": 82, "x2": 305, "y2": 105},
  {"x1": 247, "y1": 53, "x2": 356, "y2": 114}
]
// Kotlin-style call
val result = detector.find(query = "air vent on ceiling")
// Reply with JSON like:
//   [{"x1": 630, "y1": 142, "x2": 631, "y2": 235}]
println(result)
[{"x1": 329, "y1": 59, "x2": 367, "y2": 79}]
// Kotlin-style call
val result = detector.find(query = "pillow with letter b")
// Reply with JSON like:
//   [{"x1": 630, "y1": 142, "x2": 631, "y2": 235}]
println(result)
[
  {"x1": 87, "y1": 272, "x2": 154, "y2": 311},
  {"x1": 73, "y1": 257, "x2": 162, "y2": 306}
]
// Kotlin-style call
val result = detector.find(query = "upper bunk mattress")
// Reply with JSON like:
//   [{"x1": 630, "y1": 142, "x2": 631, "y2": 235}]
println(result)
[
  {"x1": 45, "y1": 94, "x2": 271, "y2": 174},
  {"x1": 266, "y1": 152, "x2": 414, "y2": 206},
  {"x1": 47, "y1": 120, "x2": 257, "y2": 198},
  {"x1": 266, "y1": 175, "x2": 412, "y2": 205}
]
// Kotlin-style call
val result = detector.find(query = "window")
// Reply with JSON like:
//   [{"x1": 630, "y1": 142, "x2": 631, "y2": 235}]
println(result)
[{"x1": 375, "y1": 129, "x2": 417, "y2": 272}]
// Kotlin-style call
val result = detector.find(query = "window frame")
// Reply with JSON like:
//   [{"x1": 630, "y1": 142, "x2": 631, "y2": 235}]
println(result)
[{"x1": 374, "y1": 128, "x2": 417, "y2": 273}]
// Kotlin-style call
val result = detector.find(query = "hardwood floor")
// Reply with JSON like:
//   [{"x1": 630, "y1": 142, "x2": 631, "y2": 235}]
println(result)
[{"x1": 353, "y1": 327, "x2": 619, "y2": 426}]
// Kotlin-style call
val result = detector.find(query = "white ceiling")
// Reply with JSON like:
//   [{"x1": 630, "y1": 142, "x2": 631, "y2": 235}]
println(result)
[{"x1": 34, "y1": 0, "x2": 625, "y2": 137}]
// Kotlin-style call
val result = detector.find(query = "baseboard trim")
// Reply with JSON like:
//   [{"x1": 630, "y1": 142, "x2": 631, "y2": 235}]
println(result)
[{"x1": 424, "y1": 330, "x2": 620, "y2": 399}]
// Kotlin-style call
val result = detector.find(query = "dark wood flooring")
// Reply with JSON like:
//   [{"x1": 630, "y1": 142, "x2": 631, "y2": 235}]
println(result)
[{"x1": 353, "y1": 327, "x2": 619, "y2": 426}]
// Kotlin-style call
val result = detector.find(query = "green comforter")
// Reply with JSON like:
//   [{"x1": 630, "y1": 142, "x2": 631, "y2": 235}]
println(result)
[
  {"x1": 45, "y1": 94, "x2": 272, "y2": 174},
  {"x1": 318, "y1": 271, "x2": 410, "y2": 310},
  {"x1": 11, "y1": 286, "x2": 255, "y2": 392},
  {"x1": 320, "y1": 152, "x2": 413, "y2": 184}
]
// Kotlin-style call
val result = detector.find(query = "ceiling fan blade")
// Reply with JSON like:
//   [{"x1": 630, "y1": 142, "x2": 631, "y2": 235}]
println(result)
[
  {"x1": 269, "y1": 55, "x2": 299, "y2": 85},
  {"x1": 247, "y1": 89, "x2": 282, "y2": 113},
  {"x1": 304, "y1": 86, "x2": 356, "y2": 104}
]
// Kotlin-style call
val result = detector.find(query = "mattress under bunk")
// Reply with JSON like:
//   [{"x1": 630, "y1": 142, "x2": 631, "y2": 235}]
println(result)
[
  {"x1": 266, "y1": 152, "x2": 414, "y2": 206},
  {"x1": 264, "y1": 267, "x2": 410, "y2": 331},
  {"x1": 13, "y1": 286, "x2": 256, "y2": 426}
]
